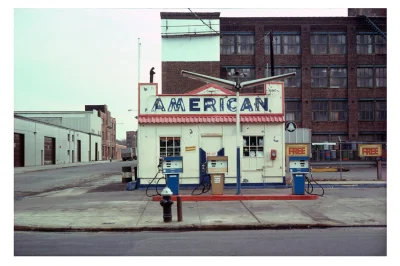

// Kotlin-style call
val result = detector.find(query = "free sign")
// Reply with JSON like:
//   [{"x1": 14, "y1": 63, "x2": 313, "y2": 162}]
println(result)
[
  {"x1": 358, "y1": 144, "x2": 382, "y2": 157},
  {"x1": 286, "y1": 144, "x2": 309, "y2": 157}
]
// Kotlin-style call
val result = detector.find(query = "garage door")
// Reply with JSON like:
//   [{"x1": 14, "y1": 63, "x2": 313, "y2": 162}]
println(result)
[
  {"x1": 44, "y1": 137, "x2": 55, "y2": 165},
  {"x1": 14, "y1": 133, "x2": 24, "y2": 167}
]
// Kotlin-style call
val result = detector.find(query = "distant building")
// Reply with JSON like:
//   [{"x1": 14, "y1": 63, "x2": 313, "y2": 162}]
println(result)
[
  {"x1": 85, "y1": 105, "x2": 117, "y2": 160},
  {"x1": 116, "y1": 144, "x2": 127, "y2": 160},
  {"x1": 14, "y1": 114, "x2": 102, "y2": 167},
  {"x1": 126, "y1": 131, "x2": 137, "y2": 148}
]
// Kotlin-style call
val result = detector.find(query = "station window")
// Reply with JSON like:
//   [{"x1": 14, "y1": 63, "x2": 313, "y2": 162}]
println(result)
[
  {"x1": 312, "y1": 100, "x2": 348, "y2": 122},
  {"x1": 72, "y1": 135, "x2": 75, "y2": 142},
  {"x1": 67, "y1": 134, "x2": 70, "y2": 141},
  {"x1": 243, "y1": 136, "x2": 264, "y2": 157},
  {"x1": 159, "y1": 137, "x2": 180, "y2": 157},
  {"x1": 311, "y1": 67, "x2": 347, "y2": 88},
  {"x1": 222, "y1": 67, "x2": 255, "y2": 82},
  {"x1": 285, "y1": 100, "x2": 302, "y2": 122},
  {"x1": 358, "y1": 99, "x2": 388, "y2": 121},
  {"x1": 265, "y1": 33, "x2": 300, "y2": 55}
]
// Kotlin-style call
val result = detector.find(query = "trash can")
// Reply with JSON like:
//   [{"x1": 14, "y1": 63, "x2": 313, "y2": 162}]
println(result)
[
  {"x1": 121, "y1": 166, "x2": 133, "y2": 183},
  {"x1": 211, "y1": 174, "x2": 224, "y2": 195}
]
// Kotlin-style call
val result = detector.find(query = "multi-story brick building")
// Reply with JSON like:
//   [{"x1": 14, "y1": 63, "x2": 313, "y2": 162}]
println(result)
[
  {"x1": 85, "y1": 105, "x2": 116, "y2": 160},
  {"x1": 160, "y1": 8, "x2": 387, "y2": 150}
]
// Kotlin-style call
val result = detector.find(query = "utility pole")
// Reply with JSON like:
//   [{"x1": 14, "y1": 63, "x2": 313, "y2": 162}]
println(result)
[
  {"x1": 138, "y1": 38, "x2": 141, "y2": 83},
  {"x1": 269, "y1": 31, "x2": 274, "y2": 76}
]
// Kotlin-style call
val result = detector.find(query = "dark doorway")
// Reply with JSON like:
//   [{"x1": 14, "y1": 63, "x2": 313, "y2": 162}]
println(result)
[
  {"x1": 14, "y1": 133, "x2": 24, "y2": 167},
  {"x1": 77, "y1": 140, "x2": 81, "y2": 162},
  {"x1": 44, "y1": 137, "x2": 56, "y2": 165}
]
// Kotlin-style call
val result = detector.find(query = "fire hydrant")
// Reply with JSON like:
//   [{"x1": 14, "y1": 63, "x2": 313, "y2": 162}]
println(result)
[{"x1": 159, "y1": 187, "x2": 174, "y2": 223}]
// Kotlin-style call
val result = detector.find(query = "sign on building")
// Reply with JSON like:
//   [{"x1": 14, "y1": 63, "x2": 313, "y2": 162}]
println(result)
[{"x1": 358, "y1": 144, "x2": 382, "y2": 157}]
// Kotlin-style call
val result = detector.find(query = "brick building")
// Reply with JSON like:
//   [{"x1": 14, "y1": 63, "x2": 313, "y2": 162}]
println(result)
[
  {"x1": 85, "y1": 105, "x2": 116, "y2": 160},
  {"x1": 160, "y1": 8, "x2": 387, "y2": 146}
]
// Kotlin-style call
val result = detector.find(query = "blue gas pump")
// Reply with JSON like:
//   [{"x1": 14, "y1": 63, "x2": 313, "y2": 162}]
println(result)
[
  {"x1": 162, "y1": 156, "x2": 183, "y2": 195},
  {"x1": 288, "y1": 156, "x2": 310, "y2": 195}
]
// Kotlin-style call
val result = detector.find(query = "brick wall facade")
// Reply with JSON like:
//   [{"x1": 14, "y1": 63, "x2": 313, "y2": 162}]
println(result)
[{"x1": 161, "y1": 12, "x2": 387, "y2": 141}]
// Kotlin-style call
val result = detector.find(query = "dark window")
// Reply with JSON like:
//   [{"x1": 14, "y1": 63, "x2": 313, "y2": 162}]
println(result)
[
  {"x1": 376, "y1": 101, "x2": 387, "y2": 121},
  {"x1": 330, "y1": 68, "x2": 347, "y2": 88},
  {"x1": 265, "y1": 35, "x2": 282, "y2": 55},
  {"x1": 311, "y1": 35, "x2": 328, "y2": 54},
  {"x1": 265, "y1": 67, "x2": 301, "y2": 87},
  {"x1": 243, "y1": 136, "x2": 264, "y2": 157},
  {"x1": 237, "y1": 35, "x2": 254, "y2": 55},
  {"x1": 283, "y1": 35, "x2": 301, "y2": 55},
  {"x1": 357, "y1": 34, "x2": 386, "y2": 54},
  {"x1": 376, "y1": 68, "x2": 387, "y2": 87},
  {"x1": 159, "y1": 137, "x2": 181, "y2": 157},
  {"x1": 329, "y1": 35, "x2": 346, "y2": 54},
  {"x1": 357, "y1": 68, "x2": 374, "y2": 87},
  {"x1": 330, "y1": 101, "x2": 348, "y2": 121},
  {"x1": 220, "y1": 34, "x2": 254, "y2": 55},
  {"x1": 224, "y1": 67, "x2": 255, "y2": 82},
  {"x1": 312, "y1": 101, "x2": 328, "y2": 121},
  {"x1": 285, "y1": 101, "x2": 302, "y2": 121},
  {"x1": 358, "y1": 101, "x2": 374, "y2": 121},
  {"x1": 311, "y1": 68, "x2": 328, "y2": 87}
]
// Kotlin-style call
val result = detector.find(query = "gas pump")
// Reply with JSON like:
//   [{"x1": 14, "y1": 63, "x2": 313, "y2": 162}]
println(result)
[
  {"x1": 206, "y1": 156, "x2": 228, "y2": 195},
  {"x1": 288, "y1": 156, "x2": 309, "y2": 195},
  {"x1": 161, "y1": 156, "x2": 183, "y2": 195}
]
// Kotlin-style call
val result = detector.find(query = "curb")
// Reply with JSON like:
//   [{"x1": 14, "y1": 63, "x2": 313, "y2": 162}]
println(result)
[
  {"x1": 152, "y1": 194, "x2": 319, "y2": 201},
  {"x1": 14, "y1": 161, "x2": 121, "y2": 174},
  {"x1": 14, "y1": 224, "x2": 387, "y2": 233}
]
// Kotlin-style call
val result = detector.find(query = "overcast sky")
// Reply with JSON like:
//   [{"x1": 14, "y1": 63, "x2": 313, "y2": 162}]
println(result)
[{"x1": 14, "y1": 8, "x2": 348, "y2": 139}]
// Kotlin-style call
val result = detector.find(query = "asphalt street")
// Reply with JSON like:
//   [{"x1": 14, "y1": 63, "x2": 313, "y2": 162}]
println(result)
[
  {"x1": 14, "y1": 161, "x2": 136, "y2": 197},
  {"x1": 14, "y1": 228, "x2": 386, "y2": 256}
]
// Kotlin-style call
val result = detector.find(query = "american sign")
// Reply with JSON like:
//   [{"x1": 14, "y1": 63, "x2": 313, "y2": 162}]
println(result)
[
  {"x1": 358, "y1": 144, "x2": 382, "y2": 157},
  {"x1": 151, "y1": 97, "x2": 268, "y2": 113}
]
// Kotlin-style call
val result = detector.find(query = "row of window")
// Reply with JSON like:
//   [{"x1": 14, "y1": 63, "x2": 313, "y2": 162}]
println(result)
[
  {"x1": 285, "y1": 100, "x2": 387, "y2": 122},
  {"x1": 312, "y1": 133, "x2": 386, "y2": 143},
  {"x1": 221, "y1": 33, "x2": 386, "y2": 55},
  {"x1": 222, "y1": 66, "x2": 387, "y2": 88},
  {"x1": 158, "y1": 133, "x2": 386, "y2": 158}
]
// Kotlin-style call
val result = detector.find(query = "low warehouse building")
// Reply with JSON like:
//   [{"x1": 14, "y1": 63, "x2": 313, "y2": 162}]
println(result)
[{"x1": 14, "y1": 115, "x2": 102, "y2": 167}]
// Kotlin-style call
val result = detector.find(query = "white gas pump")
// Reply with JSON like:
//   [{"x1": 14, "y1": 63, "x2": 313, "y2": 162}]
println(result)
[
  {"x1": 206, "y1": 156, "x2": 228, "y2": 195},
  {"x1": 288, "y1": 156, "x2": 310, "y2": 195},
  {"x1": 161, "y1": 156, "x2": 183, "y2": 195}
]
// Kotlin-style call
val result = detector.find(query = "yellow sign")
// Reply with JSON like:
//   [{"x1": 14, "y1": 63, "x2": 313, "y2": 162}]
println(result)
[
  {"x1": 286, "y1": 144, "x2": 309, "y2": 156},
  {"x1": 185, "y1": 146, "x2": 196, "y2": 152},
  {"x1": 358, "y1": 144, "x2": 382, "y2": 157}
]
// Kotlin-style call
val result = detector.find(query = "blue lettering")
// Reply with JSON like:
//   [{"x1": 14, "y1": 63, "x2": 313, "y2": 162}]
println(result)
[
  {"x1": 227, "y1": 98, "x2": 236, "y2": 112},
  {"x1": 151, "y1": 98, "x2": 165, "y2": 112},
  {"x1": 204, "y1": 98, "x2": 216, "y2": 112},
  {"x1": 168, "y1": 98, "x2": 186, "y2": 112},
  {"x1": 240, "y1": 98, "x2": 253, "y2": 112},
  {"x1": 220, "y1": 98, "x2": 224, "y2": 111},
  {"x1": 255, "y1": 98, "x2": 268, "y2": 111},
  {"x1": 189, "y1": 98, "x2": 201, "y2": 111}
]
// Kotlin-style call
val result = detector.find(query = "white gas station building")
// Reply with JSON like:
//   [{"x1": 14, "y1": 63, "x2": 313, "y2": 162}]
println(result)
[{"x1": 137, "y1": 81, "x2": 287, "y2": 187}]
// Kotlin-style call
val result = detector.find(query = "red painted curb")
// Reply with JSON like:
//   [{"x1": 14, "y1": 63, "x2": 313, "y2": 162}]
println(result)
[{"x1": 153, "y1": 194, "x2": 319, "y2": 201}]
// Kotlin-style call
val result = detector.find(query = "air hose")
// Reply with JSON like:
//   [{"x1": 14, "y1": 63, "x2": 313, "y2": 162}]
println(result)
[
  {"x1": 191, "y1": 174, "x2": 211, "y2": 195},
  {"x1": 304, "y1": 171, "x2": 325, "y2": 197},
  {"x1": 145, "y1": 171, "x2": 166, "y2": 197}
]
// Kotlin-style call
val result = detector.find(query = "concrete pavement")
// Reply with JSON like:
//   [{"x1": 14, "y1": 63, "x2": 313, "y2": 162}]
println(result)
[{"x1": 14, "y1": 176, "x2": 387, "y2": 232}]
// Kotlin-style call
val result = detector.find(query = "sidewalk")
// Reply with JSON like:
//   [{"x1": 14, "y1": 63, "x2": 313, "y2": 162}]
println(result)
[
  {"x1": 14, "y1": 160, "x2": 114, "y2": 174},
  {"x1": 14, "y1": 183, "x2": 387, "y2": 232}
]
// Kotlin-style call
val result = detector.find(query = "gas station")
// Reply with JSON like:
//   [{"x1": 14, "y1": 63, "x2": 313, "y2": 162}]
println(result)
[{"x1": 135, "y1": 71, "x2": 320, "y2": 202}]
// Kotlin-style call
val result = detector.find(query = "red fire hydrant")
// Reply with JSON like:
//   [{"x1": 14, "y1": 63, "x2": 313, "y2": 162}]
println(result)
[{"x1": 159, "y1": 187, "x2": 173, "y2": 223}]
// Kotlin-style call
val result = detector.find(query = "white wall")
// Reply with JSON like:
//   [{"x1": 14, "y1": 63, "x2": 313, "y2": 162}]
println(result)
[
  {"x1": 138, "y1": 123, "x2": 285, "y2": 185},
  {"x1": 14, "y1": 117, "x2": 102, "y2": 167},
  {"x1": 161, "y1": 19, "x2": 220, "y2": 62}
]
